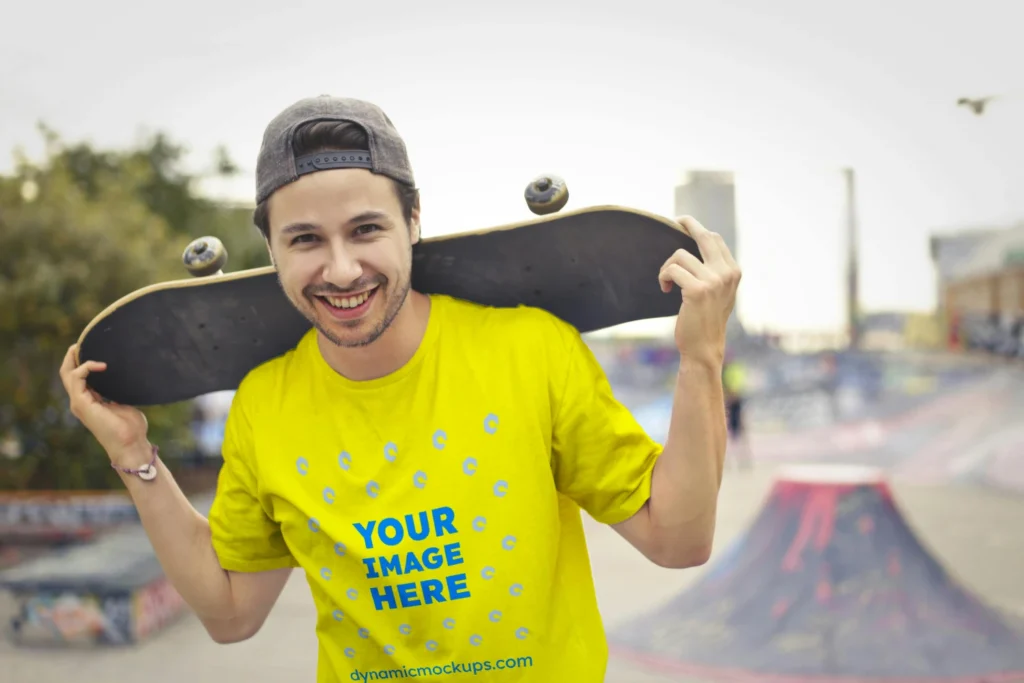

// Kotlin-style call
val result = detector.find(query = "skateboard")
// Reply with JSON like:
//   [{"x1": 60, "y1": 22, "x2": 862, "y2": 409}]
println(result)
[{"x1": 76, "y1": 177, "x2": 701, "y2": 406}]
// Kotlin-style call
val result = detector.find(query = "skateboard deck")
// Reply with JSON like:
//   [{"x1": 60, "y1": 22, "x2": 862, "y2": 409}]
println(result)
[{"x1": 76, "y1": 205, "x2": 700, "y2": 406}]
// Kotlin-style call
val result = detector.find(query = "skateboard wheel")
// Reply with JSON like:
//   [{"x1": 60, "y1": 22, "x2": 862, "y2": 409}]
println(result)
[
  {"x1": 524, "y1": 174, "x2": 569, "y2": 215},
  {"x1": 182, "y1": 236, "x2": 228, "y2": 277}
]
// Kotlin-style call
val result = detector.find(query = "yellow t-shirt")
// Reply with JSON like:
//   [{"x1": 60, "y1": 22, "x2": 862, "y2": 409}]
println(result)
[{"x1": 208, "y1": 294, "x2": 663, "y2": 682}]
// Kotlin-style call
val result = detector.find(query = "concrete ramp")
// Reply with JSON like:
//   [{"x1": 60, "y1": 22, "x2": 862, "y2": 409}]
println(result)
[{"x1": 608, "y1": 465, "x2": 1024, "y2": 681}]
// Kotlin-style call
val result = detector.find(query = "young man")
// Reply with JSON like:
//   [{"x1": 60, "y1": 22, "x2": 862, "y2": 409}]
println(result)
[
  {"x1": 60, "y1": 95, "x2": 741, "y2": 682},
  {"x1": 723, "y1": 354, "x2": 753, "y2": 469}
]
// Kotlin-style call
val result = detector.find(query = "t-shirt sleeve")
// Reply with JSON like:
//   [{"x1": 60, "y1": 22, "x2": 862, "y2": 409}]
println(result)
[
  {"x1": 208, "y1": 388, "x2": 298, "y2": 573},
  {"x1": 548, "y1": 318, "x2": 664, "y2": 526}
]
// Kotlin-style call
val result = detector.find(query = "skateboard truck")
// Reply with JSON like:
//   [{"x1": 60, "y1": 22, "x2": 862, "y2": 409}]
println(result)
[
  {"x1": 182, "y1": 236, "x2": 228, "y2": 277},
  {"x1": 524, "y1": 174, "x2": 569, "y2": 215}
]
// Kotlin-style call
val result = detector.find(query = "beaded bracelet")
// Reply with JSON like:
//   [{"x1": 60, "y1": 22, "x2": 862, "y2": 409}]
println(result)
[{"x1": 111, "y1": 444, "x2": 159, "y2": 481}]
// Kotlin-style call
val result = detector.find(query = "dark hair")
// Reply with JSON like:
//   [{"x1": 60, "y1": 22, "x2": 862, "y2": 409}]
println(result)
[{"x1": 252, "y1": 120, "x2": 419, "y2": 239}]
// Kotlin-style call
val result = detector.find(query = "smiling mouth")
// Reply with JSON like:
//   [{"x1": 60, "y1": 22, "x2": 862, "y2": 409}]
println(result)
[{"x1": 315, "y1": 285, "x2": 380, "y2": 319}]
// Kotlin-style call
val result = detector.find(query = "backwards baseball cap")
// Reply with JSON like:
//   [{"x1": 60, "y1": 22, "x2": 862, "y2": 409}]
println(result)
[{"x1": 254, "y1": 94, "x2": 415, "y2": 205}]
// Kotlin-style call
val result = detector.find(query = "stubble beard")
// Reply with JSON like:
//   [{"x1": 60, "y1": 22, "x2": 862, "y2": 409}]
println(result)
[
  {"x1": 318, "y1": 275, "x2": 411, "y2": 349},
  {"x1": 278, "y1": 272, "x2": 412, "y2": 349}
]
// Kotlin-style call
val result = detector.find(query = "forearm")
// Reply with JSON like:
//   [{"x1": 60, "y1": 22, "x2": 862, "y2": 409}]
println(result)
[
  {"x1": 113, "y1": 444, "x2": 239, "y2": 624},
  {"x1": 646, "y1": 356, "x2": 727, "y2": 563}
]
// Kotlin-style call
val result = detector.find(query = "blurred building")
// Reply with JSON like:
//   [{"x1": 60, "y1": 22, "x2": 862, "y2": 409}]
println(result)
[
  {"x1": 675, "y1": 170, "x2": 746, "y2": 342},
  {"x1": 931, "y1": 222, "x2": 1024, "y2": 356},
  {"x1": 674, "y1": 171, "x2": 738, "y2": 257}
]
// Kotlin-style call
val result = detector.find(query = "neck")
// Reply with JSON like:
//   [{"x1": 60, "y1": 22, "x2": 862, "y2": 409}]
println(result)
[{"x1": 316, "y1": 290, "x2": 433, "y2": 382}]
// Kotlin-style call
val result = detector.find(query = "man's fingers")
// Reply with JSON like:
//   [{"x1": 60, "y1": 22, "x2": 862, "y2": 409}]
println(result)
[
  {"x1": 677, "y1": 215, "x2": 723, "y2": 263},
  {"x1": 71, "y1": 360, "x2": 107, "y2": 382},
  {"x1": 61, "y1": 346, "x2": 107, "y2": 402},
  {"x1": 659, "y1": 263, "x2": 704, "y2": 294},
  {"x1": 711, "y1": 231, "x2": 740, "y2": 272},
  {"x1": 661, "y1": 247, "x2": 716, "y2": 283},
  {"x1": 60, "y1": 345, "x2": 77, "y2": 377}
]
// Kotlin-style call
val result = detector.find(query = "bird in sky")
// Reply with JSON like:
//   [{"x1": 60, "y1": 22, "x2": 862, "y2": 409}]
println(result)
[{"x1": 957, "y1": 96, "x2": 996, "y2": 115}]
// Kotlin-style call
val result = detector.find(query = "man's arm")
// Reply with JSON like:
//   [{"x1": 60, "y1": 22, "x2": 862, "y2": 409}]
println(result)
[
  {"x1": 612, "y1": 215, "x2": 740, "y2": 568},
  {"x1": 114, "y1": 442, "x2": 291, "y2": 643},
  {"x1": 612, "y1": 357, "x2": 725, "y2": 568},
  {"x1": 60, "y1": 346, "x2": 292, "y2": 643}
]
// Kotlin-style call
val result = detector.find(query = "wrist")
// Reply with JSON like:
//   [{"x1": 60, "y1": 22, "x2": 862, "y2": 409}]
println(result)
[
  {"x1": 678, "y1": 352, "x2": 723, "y2": 374},
  {"x1": 111, "y1": 442, "x2": 158, "y2": 473}
]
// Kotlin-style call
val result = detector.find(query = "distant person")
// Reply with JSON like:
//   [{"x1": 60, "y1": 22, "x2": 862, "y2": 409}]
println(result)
[
  {"x1": 59, "y1": 95, "x2": 741, "y2": 681},
  {"x1": 723, "y1": 354, "x2": 752, "y2": 469}
]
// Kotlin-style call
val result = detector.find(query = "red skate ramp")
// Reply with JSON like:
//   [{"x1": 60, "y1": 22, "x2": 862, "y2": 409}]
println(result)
[{"x1": 608, "y1": 465, "x2": 1024, "y2": 682}]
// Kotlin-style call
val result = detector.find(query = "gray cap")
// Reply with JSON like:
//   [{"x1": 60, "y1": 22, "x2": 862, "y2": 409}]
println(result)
[{"x1": 254, "y1": 94, "x2": 415, "y2": 205}]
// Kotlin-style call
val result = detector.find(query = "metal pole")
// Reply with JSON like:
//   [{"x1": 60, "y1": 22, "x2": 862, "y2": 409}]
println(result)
[{"x1": 844, "y1": 167, "x2": 860, "y2": 349}]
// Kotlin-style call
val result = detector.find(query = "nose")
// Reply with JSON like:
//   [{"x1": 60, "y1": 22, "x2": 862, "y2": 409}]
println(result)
[{"x1": 321, "y1": 239, "x2": 363, "y2": 287}]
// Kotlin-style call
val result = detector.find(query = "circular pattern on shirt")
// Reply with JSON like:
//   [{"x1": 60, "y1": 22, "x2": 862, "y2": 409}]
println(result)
[{"x1": 483, "y1": 413, "x2": 499, "y2": 434}]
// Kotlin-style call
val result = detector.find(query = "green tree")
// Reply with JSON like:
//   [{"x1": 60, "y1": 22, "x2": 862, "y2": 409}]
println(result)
[
  {"x1": 0, "y1": 125, "x2": 265, "y2": 490},
  {"x1": 52, "y1": 127, "x2": 269, "y2": 273}
]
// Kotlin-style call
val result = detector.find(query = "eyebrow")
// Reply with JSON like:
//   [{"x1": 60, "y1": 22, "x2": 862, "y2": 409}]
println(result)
[
  {"x1": 281, "y1": 222, "x2": 318, "y2": 235},
  {"x1": 279, "y1": 211, "x2": 391, "y2": 235},
  {"x1": 346, "y1": 210, "x2": 390, "y2": 226}
]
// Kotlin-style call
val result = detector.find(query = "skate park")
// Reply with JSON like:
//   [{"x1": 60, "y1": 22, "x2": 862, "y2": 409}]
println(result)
[
  {"x1": 4, "y1": 331, "x2": 1024, "y2": 683},
  {"x1": 4, "y1": 4, "x2": 1024, "y2": 682}
]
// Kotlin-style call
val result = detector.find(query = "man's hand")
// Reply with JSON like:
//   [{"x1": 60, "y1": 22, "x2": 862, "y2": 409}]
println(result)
[
  {"x1": 658, "y1": 216, "x2": 741, "y2": 364},
  {"x1": 59, "y1": 344, "x2": 152, "y2": 466},
  {"x1": 612, "y1": 215, "x2": 740, "y2": 568}
]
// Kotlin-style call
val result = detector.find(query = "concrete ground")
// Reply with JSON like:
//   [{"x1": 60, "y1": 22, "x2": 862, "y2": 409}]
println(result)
[{"x1": 4, "y1": 461, "x2": 1024, "y2": 683}]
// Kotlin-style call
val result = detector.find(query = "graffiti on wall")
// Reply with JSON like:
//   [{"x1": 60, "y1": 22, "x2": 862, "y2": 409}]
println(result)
[
  {"x1": 133, "y1": 577, "x2": 187, "y2": 640},
  {"x1": 16, "y1": 591, "x2": 133, "y2": 645},
  {"x1": 0, "y1": 493, "x2": 139, "y2": 537},
  {"x1": 12, "y1": 579, "x2": 187, "y2": 645}
]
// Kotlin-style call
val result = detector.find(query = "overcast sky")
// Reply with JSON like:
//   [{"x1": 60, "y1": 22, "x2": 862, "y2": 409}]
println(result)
[{"x1": 3, "y1": 0, "x2": 1021, "y2": 336}]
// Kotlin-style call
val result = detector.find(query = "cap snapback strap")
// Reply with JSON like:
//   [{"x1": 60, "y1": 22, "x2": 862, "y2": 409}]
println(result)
[{"x1": 295, "y1": 150, "x2": 373, "y2": 176}]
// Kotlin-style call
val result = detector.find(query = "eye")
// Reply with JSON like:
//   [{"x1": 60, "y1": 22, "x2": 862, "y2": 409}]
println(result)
[
  {"x1": 354, "y1": 223, "x2": 382, "y2": 236},
  {"x1": 290, "y1": 233, "x2": 318, "y2": 245}
]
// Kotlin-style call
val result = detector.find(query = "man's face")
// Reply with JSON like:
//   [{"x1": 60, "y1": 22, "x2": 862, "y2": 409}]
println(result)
[{"x1": 265, "y1": 168, "x2": 420, "y2": 348}]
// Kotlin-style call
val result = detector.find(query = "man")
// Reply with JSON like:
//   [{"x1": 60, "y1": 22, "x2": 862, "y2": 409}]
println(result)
[
  {"x1": 60, "y1": 95, "x2": 741, "y2": 682},
  {"x1": 722, "y1": 353, "x2": 753, "y2": 469}
]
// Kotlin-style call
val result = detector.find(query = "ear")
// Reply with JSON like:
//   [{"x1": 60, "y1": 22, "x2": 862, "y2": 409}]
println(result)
[
  {"x1": 409, "y1": 204, "x2": 422, "y2": 245},
  {"x1": 264, "y1": 236, "x2": 277, "y2": 267}
]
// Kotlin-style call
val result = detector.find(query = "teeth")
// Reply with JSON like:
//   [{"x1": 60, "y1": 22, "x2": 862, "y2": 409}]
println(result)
[{"x1": 324, "y1": 289, "x2": 374, "y2": 309}]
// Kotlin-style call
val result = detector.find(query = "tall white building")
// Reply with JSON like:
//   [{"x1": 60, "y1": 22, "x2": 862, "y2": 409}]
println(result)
[
  {"x1": 674, "y1": 171, "x2": 738, "y2": 261},
  {"x1": 674, "y1": 171, "x2": 744, "y2": 338}
]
